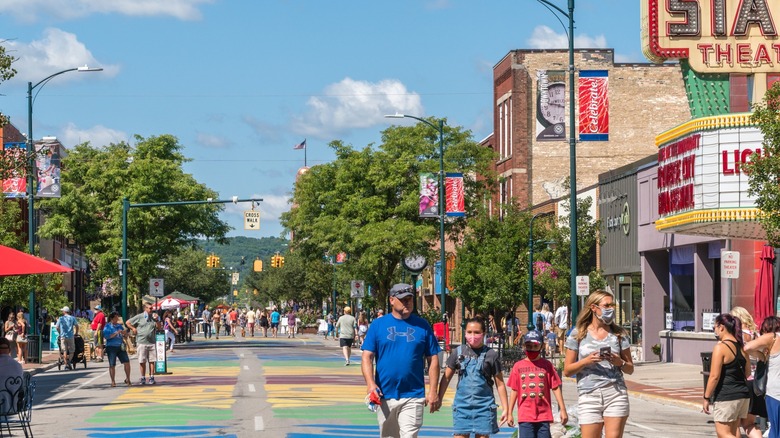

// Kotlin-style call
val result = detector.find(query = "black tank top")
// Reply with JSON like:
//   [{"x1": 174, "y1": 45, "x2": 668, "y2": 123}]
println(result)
[{"x1": 714, "y1": 340, "x2": 751, "y2": 402}]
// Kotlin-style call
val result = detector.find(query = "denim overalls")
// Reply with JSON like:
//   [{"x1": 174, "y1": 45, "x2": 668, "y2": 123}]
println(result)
[{"x1": 452, "y1": 345, "x2": 499, "y2": 435}]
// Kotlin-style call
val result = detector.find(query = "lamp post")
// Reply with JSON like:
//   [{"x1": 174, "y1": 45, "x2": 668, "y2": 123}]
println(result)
[
  {"x1": 26, "y1": 65, "x2": 102, "y2": 332},
  {"x1": 385, "y1": 113, "x2": 447, "y2": 321},
  {"x1": 533, "y1": 0, "x2": 579, "y2": 322},
  {"x1": 527, "y1": 213, "x2": 543, "y2": 331}
]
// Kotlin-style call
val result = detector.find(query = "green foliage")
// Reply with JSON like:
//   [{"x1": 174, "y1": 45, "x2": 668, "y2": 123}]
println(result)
[
  {"x1": 745, "y1": 82, "x2": 780, "y2": 246},
  {"x1": 160, "y1": 248, "x2": 232, "y2": 304},
  {"x1": 281, "y1": 120, "x2": 495, "y2": 304},
  {"x1": 37, "y1": 135, "x2": 230, "y2": 313},
  {"x1": 0, "y1": 42, "x2": 17, "y2": 126},
  {"x1": 419, "y1": 307, "x2": 443, "y2": 328}
]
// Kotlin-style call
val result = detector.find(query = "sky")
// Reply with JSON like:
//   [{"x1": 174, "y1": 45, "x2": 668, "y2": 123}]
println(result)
[{"x1": 0, "y1": 0, "x2": 644, "y2": 239}]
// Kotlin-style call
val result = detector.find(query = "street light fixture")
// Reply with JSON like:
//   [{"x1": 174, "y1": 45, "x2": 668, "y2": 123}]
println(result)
[
  {"x1": 385, "y1": 113, "x2": 447, "y2": 321},
  {"x1": 533, "y1": 0, "x2": 579, "y2": 322},
  {"x1": 26, "y1": 65, "x2": 102, "y2": 332}
]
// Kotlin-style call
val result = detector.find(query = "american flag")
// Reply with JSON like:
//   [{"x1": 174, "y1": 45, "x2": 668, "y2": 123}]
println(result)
[{"x1": 293, "y1": 139, "x2": 306, "y2": 150}]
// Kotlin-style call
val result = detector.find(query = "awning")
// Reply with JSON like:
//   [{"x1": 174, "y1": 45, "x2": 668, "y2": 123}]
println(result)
[{"x1": 0, "y1": 244, "x2": 74, "y2": 276}]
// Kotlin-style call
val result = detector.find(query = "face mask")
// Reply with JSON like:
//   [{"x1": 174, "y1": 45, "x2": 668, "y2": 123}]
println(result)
[
  {"x1": 466, "y1": 333, "x2": 484, "y2": 348},
  {"x1": 597, "y1": 307, "x2": 615, "y2": 325},
  {"x1": 526, "y1": 350, "x2": 541, "y2": 360}
]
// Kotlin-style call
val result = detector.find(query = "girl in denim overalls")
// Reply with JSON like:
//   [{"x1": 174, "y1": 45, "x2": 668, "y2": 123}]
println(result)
[{"x1": 438, "y1": 317, "x2": 509, "y2": 437}]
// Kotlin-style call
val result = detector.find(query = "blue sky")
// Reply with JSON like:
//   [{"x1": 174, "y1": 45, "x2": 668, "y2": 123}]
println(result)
[{"x1": 0, "y1": 0, "x2": 643, "y2": 238}]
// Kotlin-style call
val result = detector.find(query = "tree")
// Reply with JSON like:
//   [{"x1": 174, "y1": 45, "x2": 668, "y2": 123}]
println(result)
[
  {"x1": 161, "y1": 248, "x2": 231, "y2": 304},
  {"x1": 0, "y1": 41, "x2": 17, "y2": 127},
  {"x1": 745, "y1": 82, "x2": 780, "y2": 245},
  {"x1": 281, "y1": 120, "x2": 495, "y2": 304},
  {"x1": 37, "y1": 135, "x2": 230, "y2": 312}
]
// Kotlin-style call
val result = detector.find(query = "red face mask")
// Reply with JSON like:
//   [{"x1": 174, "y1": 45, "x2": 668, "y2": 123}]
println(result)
[{"x1": 526, "y1": 350, "x2": 541, "y2": 360}]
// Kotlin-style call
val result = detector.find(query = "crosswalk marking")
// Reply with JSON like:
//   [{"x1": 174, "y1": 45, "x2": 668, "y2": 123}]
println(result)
[
  {"x1": 254, "y1": 416, "x2": 264, "y2": 431},
  {"x1": 248, "y1": 384, "x2": 256, "y2": 392}
]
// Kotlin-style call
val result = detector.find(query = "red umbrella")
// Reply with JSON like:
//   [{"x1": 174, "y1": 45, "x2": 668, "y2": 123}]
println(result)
[
  {"x1": 0, "y1": 244, "x2": 74, "y2": 276},
  {"x1": 754, "y1": 245, "x2": 775, "y2": 328}
]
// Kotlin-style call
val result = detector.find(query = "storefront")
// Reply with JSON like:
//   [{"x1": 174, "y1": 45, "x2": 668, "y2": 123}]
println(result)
[{"x1": 598, "y1": 157, "x2": 654, "y2": 352}]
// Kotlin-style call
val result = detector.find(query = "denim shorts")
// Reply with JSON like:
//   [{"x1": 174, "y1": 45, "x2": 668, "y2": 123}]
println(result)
[{"x1": 105, "y1": 345, "x2": 129, "y2": 367}]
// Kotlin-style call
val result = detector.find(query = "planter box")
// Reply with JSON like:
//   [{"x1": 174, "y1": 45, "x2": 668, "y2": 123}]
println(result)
[{"x1": 300, "y1": 326, "x2": 318, "y2": 334}]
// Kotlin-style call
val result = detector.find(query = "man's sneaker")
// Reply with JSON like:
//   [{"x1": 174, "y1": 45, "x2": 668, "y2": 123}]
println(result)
[
  {"x1": 149, "y1": 377, "x2": 156, "y2": 385},
  {"x1": 139, "y1": 377, "x2": 146, "y2": 385}
]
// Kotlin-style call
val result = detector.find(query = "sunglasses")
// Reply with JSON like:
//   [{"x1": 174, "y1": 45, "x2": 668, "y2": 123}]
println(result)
[{"x1": 597, "y1": 303, "x2": 616, "y2": 308}]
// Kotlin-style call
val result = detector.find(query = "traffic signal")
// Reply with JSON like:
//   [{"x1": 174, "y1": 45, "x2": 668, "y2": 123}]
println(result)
[
  {"x1": 278, "y1": 256, "x2": 285, "y2": 267},
  {"x1": 271, "y1": 255, "x2": 279, "y2": 268},
  {"x1": 253, "y1": 259, "x2": 263, "y2": 272},
  {"x1": 206, "y1": 255, "x2": 213, "y2": 268},
  {"x1": 213, "y1": 256, "x2": 221, "y2": 268}
]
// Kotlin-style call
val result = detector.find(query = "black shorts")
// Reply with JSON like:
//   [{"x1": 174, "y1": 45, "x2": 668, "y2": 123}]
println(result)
[
  {"x1": 339, "y1": 338, "x2": 354, "y2": 348},
  {"x1": 271, "y1": 322, "x2": 279, "y2": 329}
]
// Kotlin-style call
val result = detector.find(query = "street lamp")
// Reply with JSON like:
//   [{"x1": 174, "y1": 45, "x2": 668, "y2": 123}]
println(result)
[
  {"x1": 26, "y1": 65, "x2": 102, "y2": 331},
  {"x1": 385, "y1": 113, "x2": 446, "y2": 321},
  {"x1": 533, "y1": 0, "x2": 579, "y2": 322}
]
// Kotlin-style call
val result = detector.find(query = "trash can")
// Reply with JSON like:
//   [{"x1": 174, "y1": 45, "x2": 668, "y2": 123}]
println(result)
[
  {"x1": 26, "y1": 334, "x2": 41, "y2": 364},
  {"x1": 701, "y1": 352, "x2": 712, "y2": 391}
]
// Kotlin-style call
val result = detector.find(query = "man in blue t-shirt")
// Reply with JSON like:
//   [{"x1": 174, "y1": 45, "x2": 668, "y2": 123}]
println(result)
[
  {"x1": 55, "y1": 306, "x2": 79, "y2": 370},
  {"x1": 270, "y1": 308, "x2": 281, "y2": 338},
  {"x1": 361, "y1": 283, "x2": 441, "y2": 437}
]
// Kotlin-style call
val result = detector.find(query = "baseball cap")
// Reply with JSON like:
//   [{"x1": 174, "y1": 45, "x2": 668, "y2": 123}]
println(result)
[
  {"x1": 389, "y1": 283, "x2": 414, "y2": 299},
  {"x1": 61, "y1": 306, "x2": 71, "y2": 313},
  {"x1": 523, "y1": 330, "x2": 544, "y2": 345}
]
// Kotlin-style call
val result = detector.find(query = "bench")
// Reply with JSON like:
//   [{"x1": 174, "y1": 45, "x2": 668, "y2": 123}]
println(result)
[{"x1": 0, "y1": 372, "x2": 35, "y2": 437}]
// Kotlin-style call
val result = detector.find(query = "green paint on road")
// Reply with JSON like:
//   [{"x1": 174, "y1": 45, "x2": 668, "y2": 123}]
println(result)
[{"x1": 85, "y1": 405, "x2": 233, "y2": 427}]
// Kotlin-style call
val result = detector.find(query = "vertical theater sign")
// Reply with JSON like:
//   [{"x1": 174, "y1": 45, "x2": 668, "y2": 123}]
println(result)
[{"x1": 642, "y1": 0, "x2": 778, "y2": 239}]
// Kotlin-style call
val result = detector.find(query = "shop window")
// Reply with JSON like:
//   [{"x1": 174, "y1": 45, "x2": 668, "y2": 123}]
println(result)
[{"x1": 671, "y1": 246, "x2": 695, "y2": 330}]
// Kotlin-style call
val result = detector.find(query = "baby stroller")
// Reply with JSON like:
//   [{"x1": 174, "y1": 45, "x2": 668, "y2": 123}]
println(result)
[{"x1": 58, "y1": 334, "x2": 88, "y2": 370}]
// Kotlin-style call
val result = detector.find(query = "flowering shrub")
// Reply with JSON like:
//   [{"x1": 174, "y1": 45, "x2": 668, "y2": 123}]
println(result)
[{"x1": 533, "y1": 261, "x2": 558, "y2": 279}]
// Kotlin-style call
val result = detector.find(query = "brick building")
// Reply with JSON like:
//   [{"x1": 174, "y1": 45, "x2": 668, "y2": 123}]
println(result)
[{"x1": 483, "y1": 49, "x2": 691, "y2": 213}]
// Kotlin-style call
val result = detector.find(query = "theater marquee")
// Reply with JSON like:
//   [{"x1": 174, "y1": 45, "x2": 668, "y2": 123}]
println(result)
[{"x1": 641, "y1": 0, "x2": 779, "y2": 73}]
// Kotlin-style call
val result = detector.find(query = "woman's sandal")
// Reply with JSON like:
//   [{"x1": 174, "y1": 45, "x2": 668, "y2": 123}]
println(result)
[
  {"x1": 111, "y1": 382, "x2": 116, "y2": 387},
  {"x1": 124, "y1": 379, "x2": 132, "y2": 386}
]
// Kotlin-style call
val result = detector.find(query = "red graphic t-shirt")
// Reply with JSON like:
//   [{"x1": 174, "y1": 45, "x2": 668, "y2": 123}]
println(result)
[{"x1": 507, "y1": 358, "x2": 561, "y2": 423}]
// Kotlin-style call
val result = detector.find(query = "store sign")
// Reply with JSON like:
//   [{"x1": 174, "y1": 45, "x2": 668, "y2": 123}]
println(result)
[
  {"x1": 606, "y1": 202, "x2": 630, "y2": 236},
  {"x1": 657, "y1": 123, "x2": 761, "y2": 220},
  {"x1": 642, "y1": 0, "x2": 780, "y2": 73}
]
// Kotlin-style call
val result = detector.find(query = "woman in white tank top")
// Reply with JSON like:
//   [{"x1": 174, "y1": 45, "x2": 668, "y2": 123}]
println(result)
[{"x1": 745, "y1": 315, "x2": 780, "y2": 438}]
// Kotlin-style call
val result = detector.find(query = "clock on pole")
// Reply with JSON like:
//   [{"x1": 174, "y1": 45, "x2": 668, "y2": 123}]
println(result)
[{"x1": 402, "y1": 255, "x2": 427, "y2": 273}]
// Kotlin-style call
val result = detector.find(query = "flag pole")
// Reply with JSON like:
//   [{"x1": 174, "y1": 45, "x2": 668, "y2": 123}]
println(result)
[{"x1": 304, "y1": 141, "x2": 307, "y2": 167}]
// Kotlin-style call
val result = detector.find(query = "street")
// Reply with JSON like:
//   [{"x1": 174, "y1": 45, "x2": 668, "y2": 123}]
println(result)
[{"x1": 29, "y1": 334, "x2": 716, "y2": 437}]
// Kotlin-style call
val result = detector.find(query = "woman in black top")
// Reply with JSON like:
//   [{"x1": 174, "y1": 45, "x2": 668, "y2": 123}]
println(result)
[{"x1": 703, "y1": 313, "x2": 751, "y2": 438}]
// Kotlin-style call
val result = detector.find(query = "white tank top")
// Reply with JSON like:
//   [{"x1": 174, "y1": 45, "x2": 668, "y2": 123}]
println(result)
[{"x1": 767, "y1": 333, "x2": 780, "y2": 399}]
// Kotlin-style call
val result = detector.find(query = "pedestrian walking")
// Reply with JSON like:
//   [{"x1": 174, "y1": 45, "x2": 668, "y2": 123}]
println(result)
[
  {"x1": 126, "y1": 303, "x2": 161, "y2": 385},
  {"x1": 286, "y1": 308, "x2": 297, "y2": 338},
  {"x1": 163, "y1": 311, "x2": 178, "y2": 352},
  {"x1": 259, "y1": 310, "x2": 269, "y2": 337},
  {"x1": 15, "y1": 311, "x2": 28, "y2": 364},
  {"x1": 745, "y1": 315, "x2": 780, "y2": 438},
  {"x1": 212, "y1": 309, "x2": 221, "y2": 339},
  {"x1": 55, "y1": 306, "x2": 79, "y2": 370},
  {"x1": 730, "y1": 306, "x2": 766, "y2": 437},
  {"x1": 336, "y1": 307, "x2": 356, "y2": 365},
  {"x1": 326, "y1": 313, "x2": 336, "y2": 340},
  {"x1": 703, "y1": 313, "x2": 751, "y2": 438},
  {"x1": 357, "y1": 311, "x2": 369, "y2": 348},
  {"x1": 554, "y1": 304, "x2": 569, "y2": 356},
  {"x1": 246, "y1": 307, "x2": 256, "y2": 337},
  {"x1": 90, "y1": 305, "x2": 106, "y2": 362},
  {"x1": 361, "y1": 283, "x2": 441, "y2": 438},
  {"x1": 437, "y1": 316, "x2": 509, "y2": 437},
  {"x1": 270, "y1": 308, "x2": 280, "y2": 338},
  {"x1": 507, "y1": 330, "x2": 568, "y2": 437},
  {"x1": 201, "y1": 306, "x2": 212, "y2": 339},
  {"x1": 563, "y1": 290, "x2": 633, "y2": 438},
  {"x1": 541, "y1": 303, "x2": 554, "y2": 335},
  {"x1": 103, "y1": 311, "x2": 131, "y2": 387}
]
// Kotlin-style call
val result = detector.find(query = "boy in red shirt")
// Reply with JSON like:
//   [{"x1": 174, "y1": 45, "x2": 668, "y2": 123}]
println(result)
[{"x1": 507, "y1": 331, "x2": 568, "y2": 437}]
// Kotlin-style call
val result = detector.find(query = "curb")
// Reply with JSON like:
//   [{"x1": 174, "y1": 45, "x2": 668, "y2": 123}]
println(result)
[{"x1": 26, "y1": 362, "x2": 59, "y2": 376}]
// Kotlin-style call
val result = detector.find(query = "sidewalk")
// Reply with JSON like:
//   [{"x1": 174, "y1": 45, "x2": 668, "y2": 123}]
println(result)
[{"x1": 21, "y1": 349, "x2": 62, "y2": 375}]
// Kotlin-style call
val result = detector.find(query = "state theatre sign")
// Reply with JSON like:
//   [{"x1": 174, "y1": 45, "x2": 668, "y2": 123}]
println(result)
[
  {"x1": 641, "y1": 0, "x2": 779, "y2": 74},
  {"x1": 655, "y1": 114, "x2": 766, "y2": 239}
]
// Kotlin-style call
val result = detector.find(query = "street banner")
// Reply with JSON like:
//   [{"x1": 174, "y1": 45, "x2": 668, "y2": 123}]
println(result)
[
  {"x1": 35, "y1": 142, "x2": 62, "y2": 197},
  {"x1": 419, "y1": 172, "x2": 438, "y2": 217},
  {"x1": 2, "y1": 142, "x2": 27, "y2": 198},
  {"x1": 445, "y1": 173, "x2": 465, "y2": 217},
  {"x1": 536, "y1": 70, "x2": 566, "y2": 141},
  {"x1": 578, "y1": 70, "x2": 609, "y2": 141}
]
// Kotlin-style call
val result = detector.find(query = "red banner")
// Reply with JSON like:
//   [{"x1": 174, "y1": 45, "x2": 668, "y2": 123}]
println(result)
[
  {"x1": 578, "y1": 70, "x2": 609, "y2": 141},
  {"x1": 445, "y1": 173, "x2": 465, "y2": 217}
]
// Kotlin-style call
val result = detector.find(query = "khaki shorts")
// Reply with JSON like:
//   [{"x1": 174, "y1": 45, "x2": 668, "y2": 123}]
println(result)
[
  {"x1": 377, "y1": 397, "x2": 425, "y2": 438},
  {"x1": 713, "y1": 398, "x2": 749, "y2": 423},
  {"x1": 578, "y1": 383, "x2": 630, "y2": 424},
  {"x1": 137, "y1": 343, "x2": 157, "y2": 364},
  {"x1": 555, "y1": 326, "x2": 567, "y2": 339}
]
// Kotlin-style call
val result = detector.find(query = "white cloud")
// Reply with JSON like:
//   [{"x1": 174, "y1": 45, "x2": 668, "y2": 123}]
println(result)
[
  {"x1": 291, "y1": 77, "x2": 423, "y2": 139},
  {"x1": 224, "y1": 194, "x2": 291, "y2": 223},
  {"x1": 60, "y1": 122, "x2": 128, "y2": 147},
  {"x1": 7, "y1": 28, "x2": 119, "y2": 83},
  {"x1": 527, "y1": 25, "x2": 607, "y2": 50},
  {"x1": 196, "y1": 132, "x2": 232, "y2": 149},
  {"x1": 0, "y1": 0, "x2": 211, "y2": 22}
]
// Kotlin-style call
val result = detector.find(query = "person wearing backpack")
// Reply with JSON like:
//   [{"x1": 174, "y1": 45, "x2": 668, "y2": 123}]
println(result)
[{"x1": 437, "y1": 316, "x2": 509, "y2": 437}]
